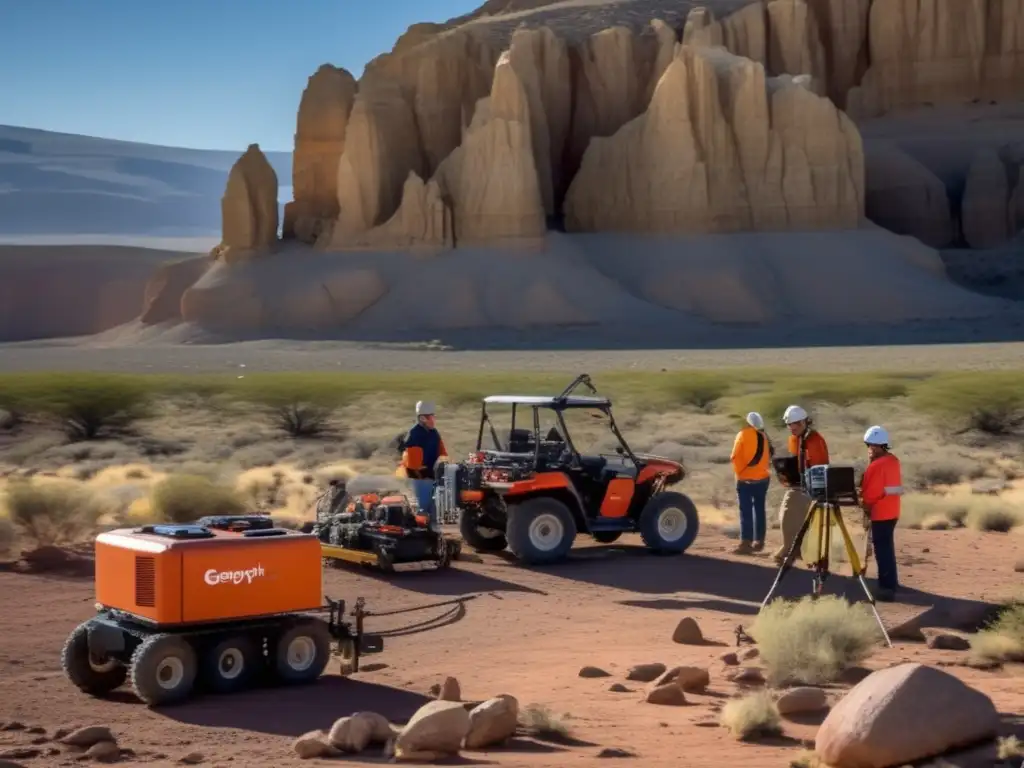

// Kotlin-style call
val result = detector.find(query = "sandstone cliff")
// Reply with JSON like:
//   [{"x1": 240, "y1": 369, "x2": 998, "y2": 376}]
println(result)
[
  {"x1": 284, "y1": 64, "x2": 358, "y2": 243},
  {"x1": 564, "y1": 45, "x2": 864, "y2": 233},
  {"x1": 218, "y1": 144, "x2": 279, "y2": 262}
]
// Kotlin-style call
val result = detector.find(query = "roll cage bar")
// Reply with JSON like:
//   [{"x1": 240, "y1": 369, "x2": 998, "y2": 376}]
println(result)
[{"x1": 473, "y1": 374, "x2": 641, "y2": 468}]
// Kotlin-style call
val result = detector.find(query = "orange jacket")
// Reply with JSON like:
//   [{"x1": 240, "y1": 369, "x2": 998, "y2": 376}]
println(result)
[
  {"x1": 860, "y1": 452, "x2": 902, "y2": 521},
  {"x1": 787, "y1": 430, "x2": 829, "y2": 474},
  {"x1": 731, "y1": 426, "x2": 772, "y2": 481}
]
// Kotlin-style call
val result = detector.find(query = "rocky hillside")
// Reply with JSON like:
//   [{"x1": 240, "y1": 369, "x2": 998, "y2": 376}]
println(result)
[{"x1": 217, "y1": 0, "x2": 1023, "y2": 262}]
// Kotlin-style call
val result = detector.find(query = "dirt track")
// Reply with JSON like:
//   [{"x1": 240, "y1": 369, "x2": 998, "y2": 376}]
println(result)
[
  {"x1": 1, "y1": 527, "x2": 1021, "y2": 766},
  {"x1": 2, "y1": 340, "x2": 1024, "y2": 373}
]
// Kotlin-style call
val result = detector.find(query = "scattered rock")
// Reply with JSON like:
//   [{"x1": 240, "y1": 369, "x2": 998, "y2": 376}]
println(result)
[
  {"x1": 674, "y1": 666, "x2": 711, "y2": 692},
  {"x1": 52, "y1": 728, "x2": 71, "y2": 741},
  {"x1": 727, "y1": 667, "x2": 766, "y2": 685},
  {"x1": 922, "y1": 630, "x2": 970, "y2": 651},
  {"x1": 608, "y1": 683, "x2": 630, "y2": 693},
  {"x1": 776, "y1": 686, "x2": 829, "y2": 716},
  {"x1": 352, "y1": 712, "x2": 394, "y2": 743},
  {"x1": 720, "y1": 652, "x2": 740, "y2": 666},
  {"x1": 23, "y1": 727, "x2": 44, "y2": 735},
  {"x1": 59, "y1": 727, "x2": 115, "y2": 749},
  {"x1": 579, "y1": 666, "x2": 611, "y2": 678},
  {"x1": 178, "y1": 753, "x2": 204, "y2": 765},
  {"x1": 815, "y1": 663, "x2": 999, "y2": 768},
  {"x1": 597, "y1": 746, "x2": 636, "y2": 758},
  {"x1": 0, "y1": 723, "x2": 26, "y2": 732},
  {"x1": 645, "y1": 683, "x2": 688, "y2": 706},
  {"x1": 394, "y1": 700, "x2": 470, "y2": 760},
  {"x1": 465, "y1": 694, "x2": 519, "y2": 749},
  {"x1": 83, "y1": 741, "x2": 121, "y2": 763},
  {"x1": 292, "y1": 730, "x2": 340, "y2": 760},
  {"x1": 740, "y1": 647, "x2": 760, "y2": 661},
  {"x1": 1015, "y1": 559, "x2": 1024, "y2": 573},
  {"x1": 0, "y1": 749, "x2": 40, "y2": 760},
  {"x1": 327, "y1": 715, "x2": 374, "y2": 753},
  {"x1": 693, "y1": 718, "x2": 720, "y2": 728},
  {"x1": 671, "y1": 617, "x2": 704, "y2": 645},
  {"x1": 0, "y1": 759, "x2": 29, "y2": 768},
  {"x1": 626, "y1": 663, "x2": 666, "y2": 682}
]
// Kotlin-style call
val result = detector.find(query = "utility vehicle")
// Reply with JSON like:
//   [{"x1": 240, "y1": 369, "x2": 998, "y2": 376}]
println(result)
[{"x1": 433, "y1": 374, "x2": 700, "y2": 564}]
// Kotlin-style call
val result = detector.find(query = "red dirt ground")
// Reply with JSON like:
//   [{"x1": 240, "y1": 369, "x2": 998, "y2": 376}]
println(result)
[{"x1": 0, "y1": 526, "x2": 1022, "y2": 767}]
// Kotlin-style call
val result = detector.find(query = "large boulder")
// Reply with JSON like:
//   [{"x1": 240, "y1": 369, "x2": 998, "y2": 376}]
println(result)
[
  {"x1": 284, "y1": 64, "x2": 358, "y2": 243},
  {"x1": 465, "y1": 695, "x2": 519, "y2": 749},
  {"x1": 564, "y1": 44, "x2": 863, "y2": 234},
  {"x1": 219, "y1": 144, "x2": 279, "y2": 258},
  {"x1": 394, "y1": 700, "x2": 470, "y2": 761},
  {"x1": 814, "y1": 663, "x2": 999, "y2": 768}
]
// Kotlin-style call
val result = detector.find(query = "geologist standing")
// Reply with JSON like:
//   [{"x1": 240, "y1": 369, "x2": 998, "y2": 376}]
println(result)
[
  {"x1": 398, "y1": 401, "x2": 448, "y2": 528},
  {"x1": 859, "y1": 425, "x2": 903, "y2": 602},
  {"x1": 730, "y1": 412, "x2": 773, "y2": 555}
]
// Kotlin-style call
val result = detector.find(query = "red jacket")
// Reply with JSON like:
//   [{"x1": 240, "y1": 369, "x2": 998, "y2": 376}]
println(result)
[{"x1": 860, "y1": 453, "x2": 902, "y2": 521}]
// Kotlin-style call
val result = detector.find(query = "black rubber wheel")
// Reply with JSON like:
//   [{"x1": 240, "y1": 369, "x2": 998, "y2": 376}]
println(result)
[
  {"x1": 592, "y1": 531, "x2": 622, "y2": 544},
  {"x1": 61, "y1": 621, "x2": 128, "y2": 695},
  {"x1": 129, "y1": 633, "x2": 198, "y2": 707},
  {"x1": 638, "y1": 491, "x2": 700, "y2": 554},
  {"x1": 459, "y1": 508, "x2": 508, "y2": 552},
  {"x1": 272, "y1": 619, "x2": 331, "y2": 684},
  {"x1": 507, "y1": 496, "x2": 577, "y2": 565},
  {"x1": 200, "y1": 633, "x2": 260, "y2": 694}
]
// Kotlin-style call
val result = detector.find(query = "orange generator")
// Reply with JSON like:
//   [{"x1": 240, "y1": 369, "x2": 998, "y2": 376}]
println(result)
[{"x1": 61, "y1": 515, "x2": 383, "y2": 707}]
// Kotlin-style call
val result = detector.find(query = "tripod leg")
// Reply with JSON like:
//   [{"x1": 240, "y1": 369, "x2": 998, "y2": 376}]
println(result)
[
  {"x1": 760, "y1": 501, "x2": 817, "y2": 611},
  {"x1": 834, "y1": 513, "x2": 893, "y2": 648}
]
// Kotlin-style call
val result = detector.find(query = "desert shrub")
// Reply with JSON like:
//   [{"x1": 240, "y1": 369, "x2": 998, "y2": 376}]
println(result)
[
  {"x1": 0, "y1": 512, "x2": 14, "y2": 554},
  {"x1": 0, "y1": 373, "x2": 154, "y2": 441},
  {"x1": 969, "y1": 602, "x2": 1024, "y2": 665},
  {"x1": 749, "y1": 595, "x2": 883, "y2": 686},
  {"x1": 656, "y1": 373, "x2": 732, "y2": 411},
  {"x1": 149, "y1": 474, "x2": 249, "y2": 523},
  {"x1": 228, "y1": 377, "x2": 352, "y2": 438},
  {"x1": 731, "y1": 373, "x2": 912, "y2": 424},
  {"x1": 1, "y1": 478, "x2": 108, "y2": 545},
  {"x1": 910, "y1": 372, "x2": 1024, "y2": 436},
  {"x1": 719, "y1": 690, "x2": 782, "y2": 741},
  {"x1": 519, "y1": 704, "x2": 572, "y2": 740},
  {"x1": 900, "y1": 493, "x2": 972, "y2": 529},
  {"x1": 997, "y1": 735, "x2": 1023, "y2": 761},
  {"x1": 966, "y1": 500, "x2": 1023, "y2": 532}
]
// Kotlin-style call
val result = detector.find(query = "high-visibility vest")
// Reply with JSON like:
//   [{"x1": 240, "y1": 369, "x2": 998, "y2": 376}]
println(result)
[{"x1": 860, "y1": 452, "x2": 902, "y2": 521}]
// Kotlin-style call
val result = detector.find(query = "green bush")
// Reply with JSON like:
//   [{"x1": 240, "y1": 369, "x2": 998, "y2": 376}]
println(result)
[
  {"x1": 149, "y1": 474, "x2": 249, "y2": 523},
  {"x1": 1, "y1": 478, "x2": 108, "y2": 545},
  {"x1": 750, "y1": 595, "x2": 884, "y2": 686},
  {"x1": 910, "y1": 372, "x2": 1024, "y2": 435}
]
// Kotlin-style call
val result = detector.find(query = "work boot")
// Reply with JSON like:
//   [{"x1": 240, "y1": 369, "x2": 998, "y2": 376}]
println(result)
[
  {"x1": 733, "y1": 540, "x2": 754, "y2": 555},
  {"x1": 752, "y1": 540, "x2": 765, "y2": 552},
  {"x1": 872, "y1": 587, "x2": 896, "y2": 603}
]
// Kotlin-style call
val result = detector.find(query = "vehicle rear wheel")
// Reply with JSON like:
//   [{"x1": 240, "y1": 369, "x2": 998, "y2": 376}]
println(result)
[
  {"x1": 201, "y1": 633, "x2": 260, "y2": 694},
  {"x1": 639, "y1": 491, "x2": 700, "y2": 554},
  {"x1": 272, "y1": 619, "x2": 331, "y2": 684},
  {"x1": 507, "y1": 497, "x2": 576, "y2": 565},
  {"x1": 459, "y1": 508, "x2": 508, "y2": 552},
  {"x1": 592, "y1": 531, "x2": 622, "y2": 544},
  {"x1": 130, "y1": 633, "x2": 198, "y2": 707},
  {"x1": 61, "y1": 621, "x2": 128, "y2": 695}
]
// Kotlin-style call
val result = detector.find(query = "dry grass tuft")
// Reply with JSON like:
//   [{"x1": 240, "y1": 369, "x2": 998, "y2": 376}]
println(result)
[
  {"x1": 969, "y1": 602, "x2": 1024, "y2": 665},
  {"x1": 788, "y1": 750, "x2": 823, "y2": 768},
  {"x1": 149, "y1": 474, "x2": 249, "y2": 524},
  {"x1": 997, "y1": 735, "x2": 1023, "y2": 761},
  {"x1": 719, "y1": 690, "x2": 783, "y2": 741},
  {"x1": 900, "y1": 489, "x2": 1023, "y2": 532},
  {"x1": 519, "y1": 704, "x2": 572, "y2": 741},
  {"x1": 750, "y1": 596, "x2": 883, "y2": 686},
  {"x1": 0, "y1": 511, "x2": 14, "y2": 555},
  {"x1": 0, "y1": 477, "x2": 110, "y2": 546}
]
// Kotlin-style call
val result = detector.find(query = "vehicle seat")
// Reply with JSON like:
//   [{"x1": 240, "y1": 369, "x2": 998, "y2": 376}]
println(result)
[
  {"x1": 507, "y1": 428, "x2": 534, "y2": 454},
  {"x1": 577, "y1": 455, "x2": 607, "y2": 477}
]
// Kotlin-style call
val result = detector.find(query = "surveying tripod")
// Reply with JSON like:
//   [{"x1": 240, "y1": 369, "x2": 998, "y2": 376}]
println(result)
[{"x1": 759, "y1": 494, "x2": 893, "y2": 647}]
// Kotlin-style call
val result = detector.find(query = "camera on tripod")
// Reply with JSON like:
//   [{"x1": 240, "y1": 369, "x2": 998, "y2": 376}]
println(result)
[{"x1": 772, "y1": 457, "x2": 859, "y2": 506}]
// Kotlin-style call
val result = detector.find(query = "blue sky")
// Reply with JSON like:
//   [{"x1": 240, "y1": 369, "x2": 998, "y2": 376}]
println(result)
[{"x1": 0, "y1": 0, "x2": 477, "y2": 152}]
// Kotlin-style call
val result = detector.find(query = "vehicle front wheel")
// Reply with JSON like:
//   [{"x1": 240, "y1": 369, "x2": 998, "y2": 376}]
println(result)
[
  {"x1": 61, "y1": 621, "x2": 128, "y2": 696},
  {"x1": 507, "y1": 497, "x2": 577, "y2": 565},
  {"x1": 639, "y1": 491, "x2": 699, "y2": 555},
  {"x1": 459, "y1": 508, "x2": 508, "y2": 552}
]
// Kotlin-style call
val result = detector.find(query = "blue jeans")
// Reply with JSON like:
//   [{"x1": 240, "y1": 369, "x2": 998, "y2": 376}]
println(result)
[
  {"x1": 410, "y1": 479, "x2": 437, "y2": 528},
  {"x1": 737, "y1": 478, "x2": 769, "y2": 542},
  {"x1": 870, "y1": 519, "x2": 899, "y2": 591}
]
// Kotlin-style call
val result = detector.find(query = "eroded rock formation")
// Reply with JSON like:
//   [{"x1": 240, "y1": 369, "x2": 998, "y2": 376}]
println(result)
[
  {"x1": 284, "y1": 64, "x2": 358, "y2": 243},
  {"x1": 864, "y1": 143, "x2": 953, "y2": 248},
  {"x1": 564, "y1": 46, "x2": 864, "y2": 233},
  {"x1": 218, "y1": 144, "x2": 279, "y2": 262}
]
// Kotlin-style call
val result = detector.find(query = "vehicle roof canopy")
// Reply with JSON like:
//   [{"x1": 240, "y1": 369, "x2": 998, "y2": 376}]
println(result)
[{"x1": 482, "y1": 395, "x2": 611, "y2": 408}]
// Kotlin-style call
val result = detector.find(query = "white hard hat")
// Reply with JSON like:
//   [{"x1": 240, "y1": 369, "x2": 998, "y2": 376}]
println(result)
[
  {"x1": 415, "y1": 400, "x2": 435, "y2": 416},
  {"x1": 746, "y1": 411, "x2": 764, "y2": 429},
  {"x1": 863, "y1": 425, "x2": 890, "y2": 446},
  {"x1": 783, "y1": 405, "x2": 808, "y2": 424}
]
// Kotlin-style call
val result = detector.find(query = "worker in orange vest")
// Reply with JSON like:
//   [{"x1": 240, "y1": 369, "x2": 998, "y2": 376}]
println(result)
[
  {"x1": 773, "y1": 404, "x2": 830, "y2": 564},
  {"x1": 860, "y1": 425, "x2": 902, "y2": 602},
  {"x1": 729, "y1": 411, "x2": 773, "y2": 555}
]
